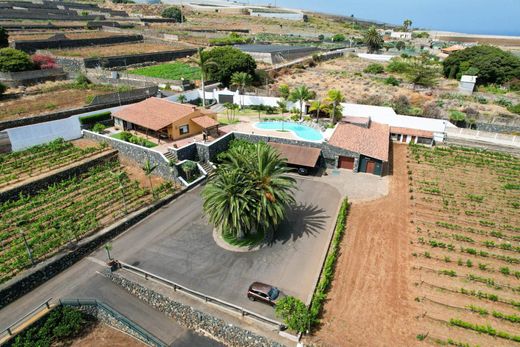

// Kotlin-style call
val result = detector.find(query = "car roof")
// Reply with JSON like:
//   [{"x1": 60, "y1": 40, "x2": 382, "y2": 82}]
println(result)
[{"x1": 250, "y1": 282, "x2": 273, "y2": 292}]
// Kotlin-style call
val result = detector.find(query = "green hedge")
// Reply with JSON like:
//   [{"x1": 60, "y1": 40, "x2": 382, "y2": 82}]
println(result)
[
  {"x1": 79, "y1": 111, "x2": 112, "y2": 125},
  {"x1": 309, "y1": 197, "x2": 349, "y2": 328}
]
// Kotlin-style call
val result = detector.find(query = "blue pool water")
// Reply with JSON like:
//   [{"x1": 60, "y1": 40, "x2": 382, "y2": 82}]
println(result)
[{"x1": 255, "y1": 121, "x2": 323, "y2": 142}]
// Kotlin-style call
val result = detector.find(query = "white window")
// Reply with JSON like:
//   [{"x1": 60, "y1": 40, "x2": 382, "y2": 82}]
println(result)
[{"x1": 179, "y1": 124, "x2": 189, "y2": 135}]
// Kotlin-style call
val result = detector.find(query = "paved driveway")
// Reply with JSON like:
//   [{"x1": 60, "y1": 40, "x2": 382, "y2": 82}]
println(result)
[{"x1": 104, "y1": 178, "x2": 341, "y2": 319}]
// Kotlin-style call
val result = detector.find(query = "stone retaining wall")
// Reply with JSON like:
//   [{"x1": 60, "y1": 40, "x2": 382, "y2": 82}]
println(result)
[
  {"x1": 0, "y1": 150, "x2": 117, "y2": 202},
  {"x1": 13, "y1": 35, "x2": 142, "y2": 53},
  {"x1": 475, "y1": 122, "x2": 520, "y2": 134},
  {"x1": 83, "y1": 49, "x2": 198, "y2": 69},
  {"x1": 0, "y1": 190, "x2": 186, "y2": 309},
  {"x1": 83, "y1": 130, "x2": 180, "y2": 184},
  {"x1": 0, "y1": 68, "x2": 67, "y2": 87},
  {"x1": 105, "y1": 271, "x2": 285, "y2": 347}
]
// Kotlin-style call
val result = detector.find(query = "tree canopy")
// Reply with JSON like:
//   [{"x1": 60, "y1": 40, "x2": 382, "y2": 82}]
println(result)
[
  {"x1": 363, "y1": 26, "x2": 383, "y2": 53},
  {"x1": 202, "y1": 46, "x2": 257, "y2": 87},
  {"x1": 0, "y1": 48, "x2": 34, "y2": 72},
  {"x1": 0, "y1": 26, "x2": 8, "y2": 48},
  {"x1": 161, "y1": 7, "x2": 183, "y2": 22},
  {"x1": 203, "y1": 140, "x2": 295, "y2": 240},
  {"x1": 443, "y1": 45, "x2": 520, "y2": 85}
]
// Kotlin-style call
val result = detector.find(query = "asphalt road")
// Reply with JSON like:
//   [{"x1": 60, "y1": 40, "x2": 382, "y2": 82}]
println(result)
[{"x1": 104, "y1": 178, "x2": 341, "y2": 319}]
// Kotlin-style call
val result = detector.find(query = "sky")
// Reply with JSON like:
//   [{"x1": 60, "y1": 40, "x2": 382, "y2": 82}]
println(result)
[{"x1": 255, "y1": 0, "x2": 520, "y2": 36}]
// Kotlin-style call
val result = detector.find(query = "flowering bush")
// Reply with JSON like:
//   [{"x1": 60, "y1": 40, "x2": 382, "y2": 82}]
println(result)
[{"x1": 32, "y1": 54, "x2": 57, "y2": 69}]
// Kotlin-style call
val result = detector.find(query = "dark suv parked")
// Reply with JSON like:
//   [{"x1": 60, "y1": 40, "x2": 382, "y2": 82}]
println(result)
[{"x1": 247, "y1": 282, "x2": 282, "y2": 306}]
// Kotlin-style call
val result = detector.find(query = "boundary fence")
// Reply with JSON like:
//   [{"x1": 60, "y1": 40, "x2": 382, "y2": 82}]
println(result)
[{"x1": 119, "y1": 262, "x2": 285, "y2": 330}]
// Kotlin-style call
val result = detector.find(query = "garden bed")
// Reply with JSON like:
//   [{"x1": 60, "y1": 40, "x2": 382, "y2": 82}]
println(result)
[
  {"x1": 128, "y1": 62, "x2": 200, "y2": 80},
  {"x1": 111, "y1": 132, "x2": 157, "y2": 148}
]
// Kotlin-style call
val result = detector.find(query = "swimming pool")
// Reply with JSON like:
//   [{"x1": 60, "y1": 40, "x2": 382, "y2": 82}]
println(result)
[{"x1": 255, "y1": 121, "x2": 323, "y2": 141}]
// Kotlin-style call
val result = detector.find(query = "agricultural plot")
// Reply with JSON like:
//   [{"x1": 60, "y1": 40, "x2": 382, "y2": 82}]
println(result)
[
  {"x1": 0, "y1": 139, "x2": 107, "y2": 189},
  {"x1": 408, "y1": 145, "x2": 520, "y2": 346},
  {"x1": 128, "y1": 62, "x2": 201, "y2": 81},
  {"x1": 0, "y1": 160, "x2": 176, "y2": 284},
  {"x1": 50, "y1": 43, "x2": 190, "y2": 58}
]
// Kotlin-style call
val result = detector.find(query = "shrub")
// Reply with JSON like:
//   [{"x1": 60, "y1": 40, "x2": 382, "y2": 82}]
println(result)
[
  {"x1": 0, "y1": 82, "x2": 6, "y2": 96},
  {"x1": 161, "y1": 7, "x2": 183, "y2": 22},
  {"x1": 449, "y1": 110, "x2": 467, "y2": 126},
  {"x1": 275, "y1": 296, "x2": 310, "y2": 333},
  {"x1": 422, "y1": 101, "x2": 442, "y2": 119},
  {"x1": 32, "y1": 54, "x2": 57, "y2": 69},
  {"x1": 496, "y1": 97, "x2": 513, "y2": 107},
  {"x1": 386, "y1": 58, "x2": 409, "y2": 73},
  {"x1": 202, "y1": 46, "x2": 257, "y2": 87},
  {"x1": 0, "y1": 26, "x2": 8, "y2": 48},
  {"x1": 508, "y1": 104, "x2": 520, "y2": 115},
  {"x1": 79, "y1": 111, "x2": 111, "y2": 125},
  {"x1": 0, "y1": 48, "x2": 34, "y2": 72},
  {"x1": 443, "y1": 45, "x2": 520, "y2": 85},
  {"x1": 331, "y1": 33, "x2": 345, "y2": 42},
  {"x1": 391, "y1": 95, "x2": 411, "y2": 114},
  {"x1": 384, "y1": 76, "x2": 400, "y2": 86},
  {"x1": 209, "y1": 32, "x2": 252, "y2": 46},
  {"x1": 75, "y1": 73, "x2": 90, "y2": 86},
  {"x1": 92, "y1": 123, "x2": 106, "y2": 133},
  {"x1": 364, "y1": 63, "x2": 385, "y2": 74}
]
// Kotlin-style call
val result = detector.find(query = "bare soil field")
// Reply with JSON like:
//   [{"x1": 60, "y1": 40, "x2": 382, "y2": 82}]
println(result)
[
  {"x1": 71, "y1": 323, "x2": 146, "y2": 347},
  {"x1": 0, "y1": 82, "x2": 116, "y2": 121},
  {"x1": 51, "y1": 42, "x2": 192, "y2": 58},
  {"x1": 308, "y1": 144, "x2": 419, "y2": 347},
  {"x1": 274, "y1": 55, "x2": 518, "y2": 121}
]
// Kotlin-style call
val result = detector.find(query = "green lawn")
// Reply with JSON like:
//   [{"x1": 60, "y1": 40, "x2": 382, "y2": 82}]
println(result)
[
  {"x1": 222, "y1": 231, "x2": 264, "y2": 248},
  {"x1": 128, "y1": 62, "x2": 201, "y2": 80}
]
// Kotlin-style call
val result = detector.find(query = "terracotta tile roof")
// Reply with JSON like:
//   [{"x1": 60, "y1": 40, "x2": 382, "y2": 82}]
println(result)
[
  {"x1": 192, "y1": 115, "x2": 219, "y2": 129},
  {"x1": 343, "y1": 116, "x2": 370, "y2": 126},
  {"x1": 390, "y1": 126, "x2": 434, "y2": 138},
  {"x1": 268, "y1": 142, "x2": 321, "y2": 167},
  {"x1": 329, "y1": 122, "x2": 390, "y2": 161},
  {"x1": 113, "y1": 97, "x2": 198, "y2": 131}
]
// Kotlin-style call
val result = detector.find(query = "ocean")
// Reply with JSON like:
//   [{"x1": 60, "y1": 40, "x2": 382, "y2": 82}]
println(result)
[{"x1": 263, "y1": 0, "x2": 520, "y2": 36}]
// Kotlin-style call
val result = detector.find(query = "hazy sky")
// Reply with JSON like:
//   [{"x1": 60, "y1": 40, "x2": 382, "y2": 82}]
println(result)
[{"x1": 255, "y1": 0, "x2": 520, "y2": 35}]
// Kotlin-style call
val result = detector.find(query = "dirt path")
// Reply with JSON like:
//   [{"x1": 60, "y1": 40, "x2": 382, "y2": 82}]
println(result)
[{"x1": 309, "y1": 144, "x2": 419, "y2": 347}]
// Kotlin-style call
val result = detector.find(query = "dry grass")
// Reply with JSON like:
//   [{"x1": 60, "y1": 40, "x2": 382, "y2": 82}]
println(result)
[
  {"x1": 51, "y1": 42, "x2": 191, "y2": 58},
  {"x1": 8, "y1": 31, "x2": 120, "y2": 42}
]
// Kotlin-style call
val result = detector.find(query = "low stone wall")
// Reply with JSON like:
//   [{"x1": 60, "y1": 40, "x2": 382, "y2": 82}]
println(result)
[
  {"x1": 0, "y1": 190, "x2": 186, "y2": 309},
  {"x1": 0, "y1": 68, "x2": 67, "y2": 87},
  {"x1": 13, "y1": 35, "x2": 143, "y2": 53},
  {"x1": 83, "y1": 130, "x2": 180, "y2": 184},
  {"x1": 475, "y1": 122, "x2": 520, "y2": 134},
  {"x1": 0, "y1": 150, "x2": 117, "y2": 202},
  {"x1": 105, "y1": 271, "x2": 285, "y2": 347},
  {"x1": 89, "y1": 86, "x2": 158, "y2": 106}
]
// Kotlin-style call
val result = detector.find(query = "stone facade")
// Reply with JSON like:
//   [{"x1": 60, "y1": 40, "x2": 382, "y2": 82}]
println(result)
[
  {"x1": 0, "y1": 191, "x2": 185, "y2": 309},
  {"x1": 105, "y1": 271, "x2": 285, "y2": 347},
  {"x1": 0, "y1": 68, "x2": 66, "y2": 87},
  {"x1": 0, "y1": 150, "x2": 117, "y2": 202}
]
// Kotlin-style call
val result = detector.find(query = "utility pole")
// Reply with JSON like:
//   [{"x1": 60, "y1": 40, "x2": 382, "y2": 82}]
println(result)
[{"x1": 20, "y1": 231, "x2": 35, "y2": 266}]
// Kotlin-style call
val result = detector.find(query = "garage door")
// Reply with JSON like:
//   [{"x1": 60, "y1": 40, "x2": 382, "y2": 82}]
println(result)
[
  {"x1": 366, "y1": 160, "x2": 376, "y2": 173},
  {"x1": 338, "y1": 156, "x2": 355, "y2": 170},
  {"x1": 218, "y1": 94, "x2": 234, "y2": 104}
]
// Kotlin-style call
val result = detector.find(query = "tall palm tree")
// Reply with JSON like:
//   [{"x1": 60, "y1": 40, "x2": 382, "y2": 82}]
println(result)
[
  {"x1": 142, "y1": 159, "x2": 158, "y2": 199},
  {"x1": 111, "y1": 171, "x2": 129, "y2": 214},
  {"x1": 190, "y1": 48, "x2": 217, "y2": 108},
  {"x1": 326, "y1": 89, "x2": 345, "y2": 124},
  {"x1": 230, "y1": 72, "x2": 253, "y2": 108},
  {"x1": 309, "y1": 100, "x2": 325, "y2": 122},
  {"x1": 363, "y1": 26, "x2": 383, "y2": 53},
  {"x1": 289, "y1": 85, "x2": 315, "y2": 121},
  {"x1": 403, "y1": 19, "x2": 413, "y2": 32}
]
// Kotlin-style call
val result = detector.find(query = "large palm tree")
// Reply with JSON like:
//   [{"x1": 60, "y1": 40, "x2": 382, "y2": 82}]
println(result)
[
  {"x1": 363, "y1": 26, "x2": 384, "y2": 53},
  {"x1": 203, "y1": 143, "x2": 295, "y2": 240},
  {"x1": 230, "y1": 72, "x2": 253, "y2": 108},
  {"x1": 190, "y1": 48, "x2": 217, "y2": 108},
  {"x1": 289, "y1": 85, "x2": 315, "y2": 121},
  {"x1": 403, "y1": 19, "x2": 413, "y2": 32},
  {"x1": 111, "y1": 171, "x2": 129, "y2": 214},
  {"x1": 326, "y1": 89, "x2": 345, "y2": 124},
  {"x1": 142, "y1": 159, "x2": 158, "y2": 199}
]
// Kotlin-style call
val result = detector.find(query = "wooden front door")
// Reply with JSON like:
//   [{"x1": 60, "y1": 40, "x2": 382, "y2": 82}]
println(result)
[{"x1": 366, "y1": 160, "x2": 376, "y2": 174}]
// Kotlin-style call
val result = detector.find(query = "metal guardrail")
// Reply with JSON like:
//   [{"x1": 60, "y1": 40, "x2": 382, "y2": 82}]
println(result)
[
  {"x1": 0, "y1": 297, "x2": 53, "y2": 341},
  {"x1": 59, "y1": 298, "x2": 166, "y2": 347},
  {"x1": 119, "y1": 262, "x2": 285, "y2": 330}
]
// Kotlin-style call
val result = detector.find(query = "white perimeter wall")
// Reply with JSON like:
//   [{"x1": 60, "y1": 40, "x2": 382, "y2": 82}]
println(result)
[{"x1": 7, "y1": 116, "x2": 82, "y2": 151}]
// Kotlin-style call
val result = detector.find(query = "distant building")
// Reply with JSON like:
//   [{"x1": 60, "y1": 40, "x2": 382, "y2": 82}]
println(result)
[
  {"x1": 248, "y1": 8, "x2": 305, "y2": 21},
  {"x1": 113, "y1": 97, "x2": 218, "y2": 141},
  {"x1": 441, "y1": 44, "x2": 465, "y2": 54},
  {"x1": 390, "y1": 31, "x2": 412, "y2": 40},
  {"x1": 459, "y1": 75, "x2": 477, "y2": 95},
  {"x1": 235, "y1": 44, "x2": 319, "y2": 64}
]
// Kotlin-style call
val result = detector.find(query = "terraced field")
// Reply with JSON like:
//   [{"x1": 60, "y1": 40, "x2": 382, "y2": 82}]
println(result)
[
  {"x1": 0, "y1": 138, "x2": 107, "y2": 189},
  {"x1": 0, "y1": 159, "x2": 176, "y2": 284},
  {"x1": 409, "y1": 145, "x2": 520, "y2": 346}
]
